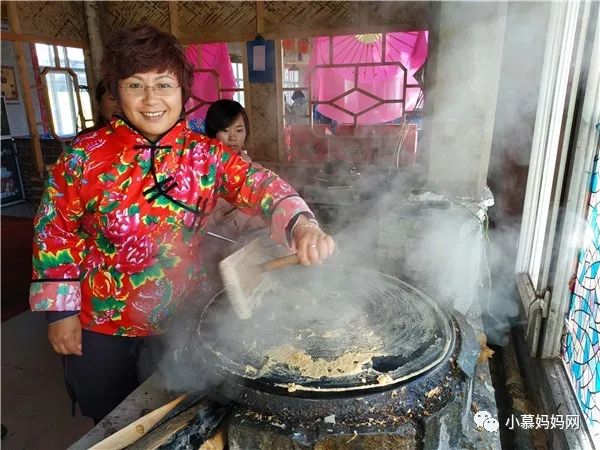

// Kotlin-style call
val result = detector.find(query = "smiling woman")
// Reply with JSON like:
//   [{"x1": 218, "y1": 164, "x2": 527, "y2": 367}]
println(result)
[
  {"x1": 117, "y1": 71, "x2": 183, "y2": 142},
  {"x1": 101, "y1": 25, "x2": 193, "y2": 142},
  {"x1": 29, "y1": 24, "x2": 336, "y2": 423}
]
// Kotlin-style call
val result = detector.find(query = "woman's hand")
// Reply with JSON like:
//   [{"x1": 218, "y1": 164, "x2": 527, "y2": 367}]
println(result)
[
  {"x1": 292, "y1": 216, "x2": 335, "y2": 266},
  {"x1": 48, "y1": 315, "x2": 82, "y2": 356}
]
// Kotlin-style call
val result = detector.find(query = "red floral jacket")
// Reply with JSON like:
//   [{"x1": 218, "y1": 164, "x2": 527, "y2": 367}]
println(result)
[{"x1": 29, "y1": 118, "x2": 312, "y2": 336}]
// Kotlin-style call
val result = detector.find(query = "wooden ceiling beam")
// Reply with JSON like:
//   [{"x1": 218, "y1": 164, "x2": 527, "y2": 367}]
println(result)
[
  {"x1": 169, "y1": 2, "x2": 179, "y2": 39},
  {"x1": 256, "y1": 1, "x2": 265, "y2": 35},
  {"x1": 0, "y1": 30, "x2": 88, "y2": 49}
]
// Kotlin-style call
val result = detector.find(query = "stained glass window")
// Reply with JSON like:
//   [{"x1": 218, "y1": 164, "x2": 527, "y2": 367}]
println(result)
[{"x1": 562, "y1": 152, "x2": 600, "y2": 441}]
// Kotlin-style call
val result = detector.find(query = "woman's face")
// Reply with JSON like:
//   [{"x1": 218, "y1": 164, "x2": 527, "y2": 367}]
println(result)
[
  {"x1": 118, "y1": 70, "x2": 182, "y2": 142},
  {"x1": 216, "y1": 114, "x2": 247, "y2": 153}
]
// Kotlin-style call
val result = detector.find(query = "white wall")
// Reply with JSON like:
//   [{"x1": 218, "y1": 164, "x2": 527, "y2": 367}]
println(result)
[
  {"x1": 424, "y1": 2, "x2": 508, "y2": 198},
  {"x1": 1, "y1": 23, "x2": 45, "y2": 137}
]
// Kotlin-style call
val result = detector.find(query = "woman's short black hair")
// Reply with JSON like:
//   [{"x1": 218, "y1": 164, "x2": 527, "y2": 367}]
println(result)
[
  {"x1": 102, "y1": 25, "x2": 193, "y2": 103},
  {"x1": 292, "y1": 90, "x2": 305, "y2": 101},
  {"x1": 204, "y1": 99, "x2": 250, "y2": 142}
]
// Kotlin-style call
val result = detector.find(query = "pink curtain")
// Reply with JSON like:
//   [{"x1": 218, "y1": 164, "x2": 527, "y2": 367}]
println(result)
[
  {"x1": 307, "y1": 31, "x2": 428, "y2": 124},
  {"x1": 184, "y1": 43, "x2": 237, "y2": 122}
]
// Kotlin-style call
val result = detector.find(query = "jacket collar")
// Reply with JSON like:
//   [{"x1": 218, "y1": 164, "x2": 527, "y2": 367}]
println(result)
[{"x1": 110, "y1": 115, "x2": 187, "y2": 146}]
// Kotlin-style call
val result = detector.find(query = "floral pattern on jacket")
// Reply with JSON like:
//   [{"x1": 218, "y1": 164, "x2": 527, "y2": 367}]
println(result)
[{"x1": 30, "y1": 118, "x2": 312, "y2": 336}]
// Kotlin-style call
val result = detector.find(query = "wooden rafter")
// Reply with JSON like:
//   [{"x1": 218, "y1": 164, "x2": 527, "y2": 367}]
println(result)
[{"x1": 0, "y1": 31, "x2": 87, "y2": 49}]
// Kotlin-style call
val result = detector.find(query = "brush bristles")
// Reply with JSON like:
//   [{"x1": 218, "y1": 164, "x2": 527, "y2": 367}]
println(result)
[
  {"x1": 218, "y1": 238, "x2": 265, "y2": 320},
  {"x1": 219, "y1": 259, "x2": 252, "y2": 320}
]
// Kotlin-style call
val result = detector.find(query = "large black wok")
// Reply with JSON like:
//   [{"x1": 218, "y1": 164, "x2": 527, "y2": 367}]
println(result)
[{"x1": 197, "y1": 265, "x2": 456, "y2": 404}]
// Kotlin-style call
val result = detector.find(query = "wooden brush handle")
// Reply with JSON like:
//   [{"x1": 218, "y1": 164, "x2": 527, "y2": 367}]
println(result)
[{"x1": 260, "y1": 254, "x2": 300, "y2": 272}]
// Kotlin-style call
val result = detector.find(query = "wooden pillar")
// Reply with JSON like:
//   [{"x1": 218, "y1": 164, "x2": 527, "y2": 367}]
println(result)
[
  {"x1": 275, "y1": 39, "x2": 284, "y2": 163},
  {"x1": 83, "y1": 1, "x2": 103, "y2": 88},
  {"x1": 169, "y1": 2, "x2": 179, "y2": 39},
  {"x1": 256, "y1": 1, "x2": 265, "y2": 35},
  {"x1": 6, "y1": 2, "x2": 44, "y2": 176}
]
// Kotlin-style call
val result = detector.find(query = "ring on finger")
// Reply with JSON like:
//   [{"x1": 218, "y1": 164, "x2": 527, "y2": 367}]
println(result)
[{"x1": 308, "y1": 244, "x2": 318, "y2": 248}]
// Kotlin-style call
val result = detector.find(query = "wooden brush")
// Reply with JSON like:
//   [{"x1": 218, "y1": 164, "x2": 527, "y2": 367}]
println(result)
[{"x1": 219, "y1": 238, "x2": 300, "y2": 319}]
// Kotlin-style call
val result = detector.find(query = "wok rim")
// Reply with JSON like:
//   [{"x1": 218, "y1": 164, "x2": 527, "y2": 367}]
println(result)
[{"x1": 198, "y1": 265, "x2": 455, "y2": 396}]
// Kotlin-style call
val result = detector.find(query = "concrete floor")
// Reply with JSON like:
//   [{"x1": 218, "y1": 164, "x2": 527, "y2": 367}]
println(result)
[
  {"x1": 1, "y1": 201, "x2": 94, "y2": 449},
  {"x1": 1, "y1": 312, "x2": 94, "y2": 449}
]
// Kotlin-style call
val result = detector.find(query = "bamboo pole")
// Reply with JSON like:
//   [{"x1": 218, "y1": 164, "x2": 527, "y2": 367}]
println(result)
[
  {"x1": 83, "y1": 1, "x2": 103, "y2": 88},
  {"x1": 6, "y1": 2, "x2": 45, "y2": 176},
  {"x1": 275, "y1": 39, "x2": 285, "y2": 163},
  {"x1": 256, "y1": 1, "x2": 265, "y2": 35},
  {"x1": 169, "y1": 2, "x2": 180, "y2": 39}
]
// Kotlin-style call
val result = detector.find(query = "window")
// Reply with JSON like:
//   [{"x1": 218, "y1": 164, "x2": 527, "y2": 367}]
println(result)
[
  {"x1": 231, "y1": 61, "x2": 245, "y2": 106},
  {"x1": 283, "y1": 64, "x2": 300, "y2": 105},
  {"x1": 279, "y1": 33, "x2": 427, "y2": 166},
  {"x1": 184, "y1": 42, "x2": 246, "y2": 133},
  {"x1": 34, "y1": 43, "x2": 93, "y2": 138},
  {"x1": 515, "y1": 1, "x2": 599, "y2": 443}
]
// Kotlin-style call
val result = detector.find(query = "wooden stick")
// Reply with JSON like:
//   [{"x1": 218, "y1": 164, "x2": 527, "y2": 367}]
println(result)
[
  {"x1": 199, "y1": 423, "x2": 227, "y2": 450},
  {"x1": 88, "y1": 394, "x2": 186, "y2": 450},
  {"x1": 259, "y1": 253, "x2": 300, "y2": 272},
  {"x1": 127, "y1": 401, "x2": 200, "y2": 450}
]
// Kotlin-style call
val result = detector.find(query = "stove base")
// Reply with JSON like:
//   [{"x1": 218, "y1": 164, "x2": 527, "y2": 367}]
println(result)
[{"x1": 228, "y1": 404, "x2": 419, "y2": 450}]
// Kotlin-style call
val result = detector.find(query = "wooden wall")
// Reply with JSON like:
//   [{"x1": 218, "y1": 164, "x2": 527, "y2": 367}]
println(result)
[
  {"x1": 16, "y1": 1, "x2": 87, "y2": 41},
  {"x1": 2, "y1": 1, "x2": 431, "y2": 170},
  {"x1": 93, "y1": 1, "x2": 428, "y2": 43}
]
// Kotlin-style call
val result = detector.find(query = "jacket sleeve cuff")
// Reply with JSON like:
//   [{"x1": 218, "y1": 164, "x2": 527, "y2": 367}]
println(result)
[
  {"x1": 29, "y1": 280, "x2": 81, "y2": 312},
  {"x1": 45, "y1": 311, "x2": 80, "y2": 325},
  {"x1": 269, "y1": 196, "x2": 314, "y2": 250}
]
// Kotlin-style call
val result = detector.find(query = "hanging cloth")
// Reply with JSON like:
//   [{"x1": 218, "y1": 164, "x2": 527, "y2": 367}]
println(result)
[
  {"x1": 307, "y1": 31, "x2": 428, "y2": 124},
  {"x1": 185, "y1": 43, "x2": 237, "y2": 129}
]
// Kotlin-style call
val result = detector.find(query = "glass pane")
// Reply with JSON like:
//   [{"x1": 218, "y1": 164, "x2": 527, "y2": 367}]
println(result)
[
  {"x1": 66, "y1": 47, "x2": 85, "y2": 69},
  {"x1": 58, "y1": 46, "x2": 68, "y2": 68},
  {"x1": 79, "y1": 88, "x2": 93, "y2": 125},
  {"x1": 35, "y1": 43, "x2": 54, "y2": 67},
  {"x1": 283, "y1": 65, "x2": 301, "y2": 105},
  {"x1": 233, "y1": 91, "x2": 244, "y2": 107},
  {"x1": 561, "y1": 155, "x2": 600, "y2": 439},
  {"x1": 44, "y1": 71, "x2": 77, "y2": 137},
  {"x1": 231, "y1": 62, "x2": 244, "y2": 89},
  {"x1": 74, "y1": 69, "x2": 87, "y2": 88}
]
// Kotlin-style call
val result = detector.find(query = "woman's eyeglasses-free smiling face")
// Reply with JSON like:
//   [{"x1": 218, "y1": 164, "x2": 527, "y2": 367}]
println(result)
[
  {"x1": 215, "y1": 114, "x2": 247, "y2": 153},
  {"x1": 118, "y1": 71, "x2": 183, "y2": 142}
]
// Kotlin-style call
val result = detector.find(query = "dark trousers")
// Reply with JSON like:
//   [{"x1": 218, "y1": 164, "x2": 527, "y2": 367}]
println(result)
[{"x1": 63, "y1": 329, "x2": 162, "y2": 422}]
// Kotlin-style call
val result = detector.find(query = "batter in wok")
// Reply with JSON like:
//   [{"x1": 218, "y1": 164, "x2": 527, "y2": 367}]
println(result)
[{"x1": 199, "y1": 265, "x2": 453, "y2": 393}]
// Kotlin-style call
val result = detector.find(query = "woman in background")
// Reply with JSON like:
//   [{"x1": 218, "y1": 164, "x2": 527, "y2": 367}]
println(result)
[
  {"x1": 93, "y1": 80, "x2": 117, "y2": 127},
  {"x1": 205, "y1": 99, "x2": 250, "y2": 159},
  {"x1": 203, "y1": 99, "x2": 267, "y2": 239}
]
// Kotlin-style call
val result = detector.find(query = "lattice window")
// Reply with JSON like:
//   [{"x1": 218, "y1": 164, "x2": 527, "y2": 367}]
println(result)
[
  {"x1": 185, "y1": 42, "x2": 246, "y2": 134},
  {"x1": 280, "y1": 32, "x2": 427, "y2": 166},
  {"x1": 561, "y1": 153, "x2": 600, "y2": 440},
  {"x1": 34, "y1": 43, "x2": 93, "y2": 138}
]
